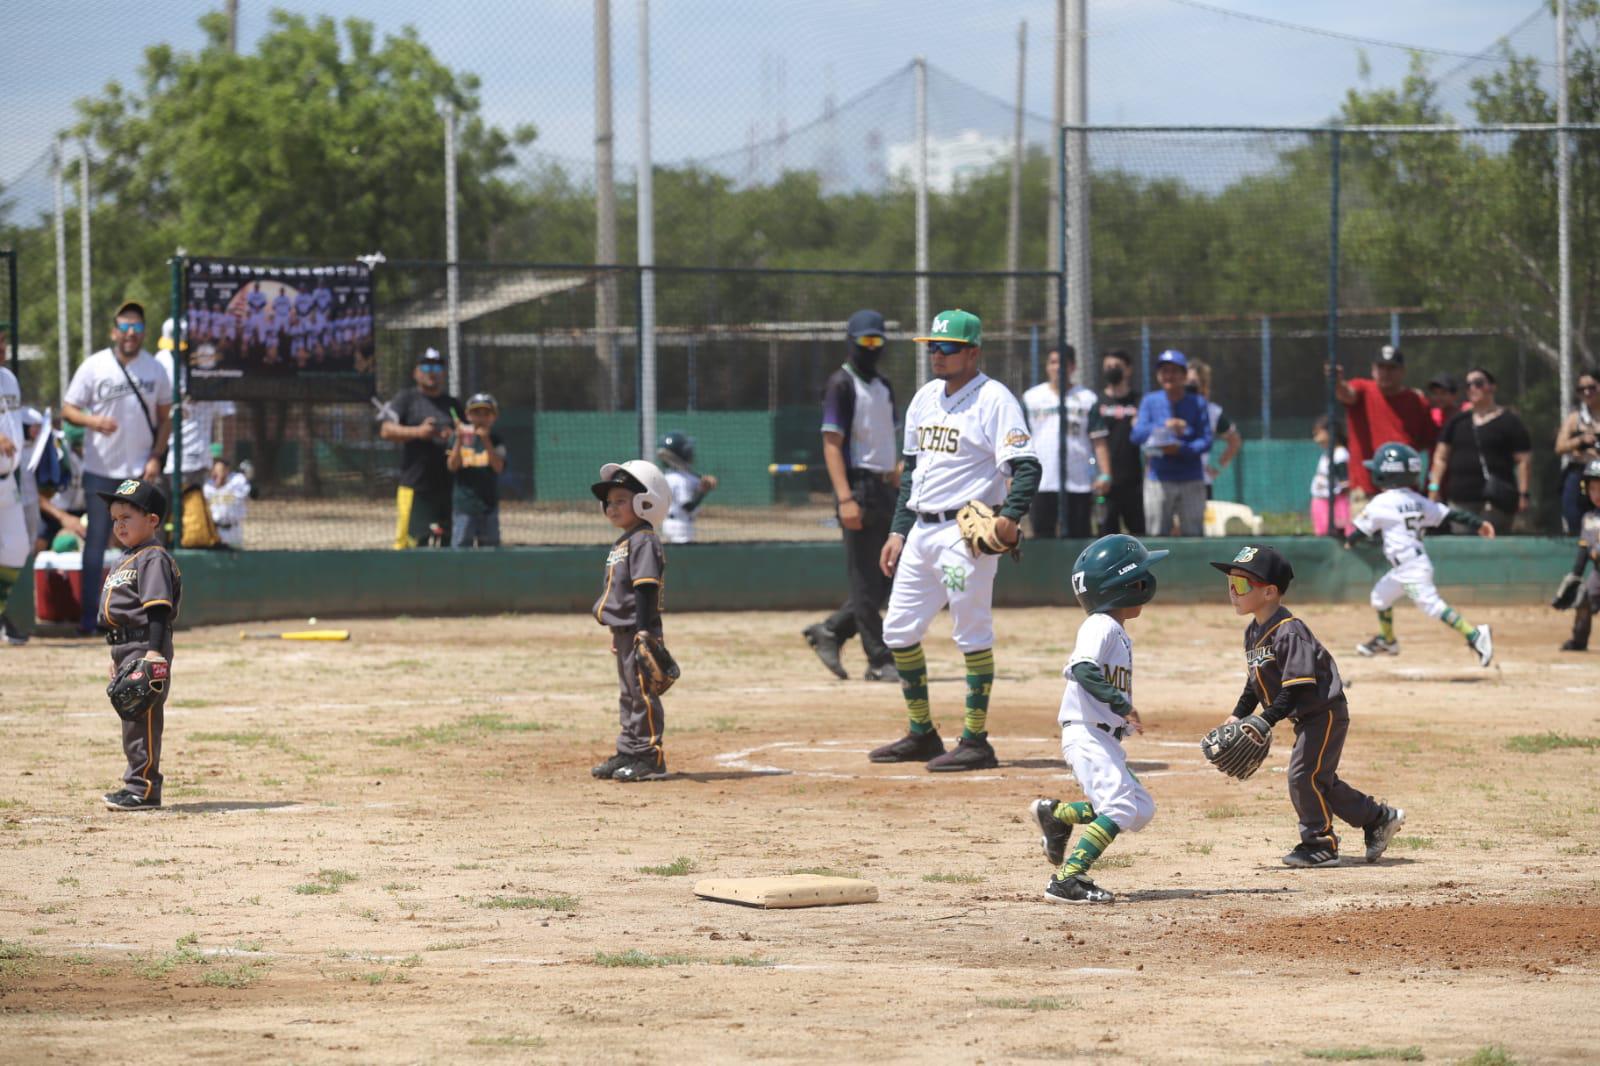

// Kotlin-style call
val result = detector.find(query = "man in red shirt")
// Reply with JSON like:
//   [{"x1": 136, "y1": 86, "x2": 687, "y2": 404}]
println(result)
[{"x1": 1333, "y1": 345, "x2": 1437, "y2": 500}]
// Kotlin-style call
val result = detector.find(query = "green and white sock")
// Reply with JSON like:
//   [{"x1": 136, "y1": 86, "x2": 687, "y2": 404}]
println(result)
[
  {"x1": 1440, "y1": 606, "x2": 1476, "y2": 640},
  {"x1": 892, "y1": 644, "x2": 932, "y2": 733},
  {"x1": 962, "y1": 648, "x2": 994, "y2": 739},
  {"x1": 1059, "y1": 815, "x2": 1120, "y2": 878},
  {"x1": 1377, "y1": 608, "x2": 1395, "y2": 642},
  {"x1": 1052, "y1": 801, "x2": 1095, "y2": 825}
]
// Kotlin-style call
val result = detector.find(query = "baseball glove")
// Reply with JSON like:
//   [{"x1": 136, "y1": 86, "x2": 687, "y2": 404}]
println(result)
[
  {"x1": 956, "y1": 500, "x2": 1021, "y2": 560},
  {"x1": 634, "y1": 632, "x2": 680, "y2": 696},
  {"x1": 107, "y1": 656, "x2": 169, "y2": 722},
  {"x1": 1552, "y1": 573, "x2": 1582, "y2": 610},
  {"x1": 1201, "y1": 714, "x2": 1272, "y2": 780}
]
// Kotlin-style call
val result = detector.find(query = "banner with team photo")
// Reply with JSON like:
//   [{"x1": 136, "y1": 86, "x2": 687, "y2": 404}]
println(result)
[{"x1": 184, "y1": 259, "x2": 376, "y2": 401}]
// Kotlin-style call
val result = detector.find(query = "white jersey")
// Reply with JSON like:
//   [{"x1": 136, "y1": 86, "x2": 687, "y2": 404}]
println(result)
[
  {"x1": 1309, "y1": 445, "x2": 1350, "y2": 500},
  {"x1": 1022, "y1": 382, "x2": 1106, "y2": 494},
  {"x1": 203, "y1": 471, "x2": 251, "y2": 548},
  {"x1": 0, "y1": 367, "x2": 22, "y2": 480},
  {"x1": 903, "y1": 373, "x2": 1035, "y2": 513},
  {"x1": 1058, "y1": 612, "x2": 1133, "y2": 732},
  {"x1": 63, "y1": 348, "x2": 172, "y2": 479},
  {"x1": 661, "y1": 468, "x2": 702, "y2": 544},
  {"x1": 1353, "y1": 486, "x2": 1451, "y2": 563},
  {"x1": 156, "y1": 350, "x2": 236, "y2": 477}
]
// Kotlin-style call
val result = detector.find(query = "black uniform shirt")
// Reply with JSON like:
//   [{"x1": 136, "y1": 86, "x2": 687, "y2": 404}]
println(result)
[
  {"x1": 1242, "y1": 606, "x2": 1344, "y2": 720},
  {"x1": 1097, "y1": 388, "x2": 1143, "y2": 489},
  {"x1": 389, "y1": 388, "x2": 462, "y2": 493}
]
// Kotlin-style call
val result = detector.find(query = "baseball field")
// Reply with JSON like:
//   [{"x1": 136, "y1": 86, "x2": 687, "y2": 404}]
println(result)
[{"x1": 2, "y1": 602, "x2": 1596, "y2": 1063}]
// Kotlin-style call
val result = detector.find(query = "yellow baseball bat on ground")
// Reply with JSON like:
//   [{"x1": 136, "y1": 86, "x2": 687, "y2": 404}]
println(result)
[{"x1": 239, "y1": 629, "x2": 351, "y2": 641}]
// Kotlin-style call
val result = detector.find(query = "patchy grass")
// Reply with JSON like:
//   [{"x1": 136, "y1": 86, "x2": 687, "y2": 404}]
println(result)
[
  {"x1": 1182, "y1": 842, "x2": 1214, "y2": 856},
  {"x1": 787, "y1": 866, "x2": 860, "y2": 879},
  {"x1": 190, "y1": 730, "x2": 292, "y2": 751},
  {"x1": 1094, "y1": 854, "x2": 1135, "y2": 869},
  {"x1": 355, "y1": 969, "x2": 410, "y2": 985},
  {"x1": 1459, "y1": 1049, "x2": 1517, "y2": 1066},
  {"x1": 0, "y1": 941, "x2": 36, "y2": 977},
  {"x1": 1394, "y1": 836, "x2": 1434, "y2": 850},
  {"x1": 382, "y1": 882, "x2": 421, "y2": 893},
  {"x1": 718, "y1": 955, "x2": 774, "y2": 967},
  {"x1": 1204, "y1": 804, "x2": 1246, "y2": 820},
  {"x1": 375, "y1": 715, "x2": 552, "y2": 749},
  {"x1": 921, "y1": 871, "x2": 985, "y2": 884},
  {"x1": 978, "y1": 996, "x2": 1072, "y2": 1011},
  {"x1": 468, "y1": 1035, "x2": 545, "y2": 1048},
  {"x1": 294, "y1": 869, "x2": 359, "y2": 895},
  {"x1": 1302, "y1": 1048, "x2": 1424, "y2": 1062},
  {"x1": 638, "y1": 856, "x2": 697, "y2": 877},
  {"x1": 425, "y1": 940, "x2": 476, "y2": 952},
  {"x1": 593, "y1": 949, "x2": 694, "y2": 968},
  {"x1": 132, "y1": 857, "x2": 176, "y2": 867},
  {"x1": 1506, "y1": 733, "x2": 1600, "y2": 754},
  {"x1": 201, "y1": 962, "x2": 268, "y2": 988},
  {"x1": 479, "y1": 894, "x2": 577, "y2": 911}
]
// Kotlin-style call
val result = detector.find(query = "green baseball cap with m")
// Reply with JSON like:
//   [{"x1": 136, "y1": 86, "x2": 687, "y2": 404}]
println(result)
[{"x1": 913, "y1": 309, "x2": 982, "y2": 346}]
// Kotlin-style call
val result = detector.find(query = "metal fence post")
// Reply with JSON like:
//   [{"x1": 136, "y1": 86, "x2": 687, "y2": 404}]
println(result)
[
  {"x1": 1139, "y1": 319, "x2": 1150, "y2": 395},
  {"x1": 1260, "y1": 314, "x2": 1271, "y2": 441},
  {"x1": 169, "y1": 256, "x2": 185, "y2": 545},
  {"x1": 1056, "y1": 127, "x2": 1070, "y2": 538},
  {"x1": 1325, "y1": 129, "x2": 1342, "y2": 537},
  {"x1": 4, "y1": 251, "x2": 18, "y2": 399}
]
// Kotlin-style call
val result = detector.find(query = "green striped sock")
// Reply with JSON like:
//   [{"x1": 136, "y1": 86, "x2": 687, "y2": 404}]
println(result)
[
  {"x1": 1052, "y1": 801, "x2": 1095, "y2": 825},
  {"x1": 1377, "y1": 608, "x2": 1395, "y2": 642},
  {"x1": 962, "y1": 647, "x2": 994, "y2": 739},
  {"x1": 1440, "y1": 607, "x2": 1476, "y2": 640},
  {"x1": 892, "y1": 644, "x2": 932, "y2": 733},
  {"x1": 1059, "y1": 814, "x2": 1120, "y2": 878}
]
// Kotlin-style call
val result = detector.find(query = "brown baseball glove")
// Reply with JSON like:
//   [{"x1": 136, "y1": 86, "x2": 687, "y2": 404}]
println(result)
[
  {"x1": 1201, "y1": 714, "x2": 1272, "y2": 780},
  {"x1": 634, "y1": 631, "x2": 680, "y2": 696},
  {"x1": 956, "y1": 500, "x2": 1021, "y2": 560}
]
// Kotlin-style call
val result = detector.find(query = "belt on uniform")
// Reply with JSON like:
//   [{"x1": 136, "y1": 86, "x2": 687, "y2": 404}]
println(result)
[
  {"x1": 1095, "y1": 721, "x2": 1129, "y2": 741},
  {"x1": 1385, "y1": 546, "x2": 1422, "y2": 566},
  {"x1": 916, "y1": 509, "x2": 962, "y2": 524},
  {"x1": 106, "y1": 625, "x2": 150, "y2": 645}
]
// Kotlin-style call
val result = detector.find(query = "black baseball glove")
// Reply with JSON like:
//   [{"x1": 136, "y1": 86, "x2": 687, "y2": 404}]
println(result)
[
  {"x1": 107, "y1": 656, "x2": 170, "y2": 722},
  {"x1": 1552, "y1": 573, "x2": 1582, "y2": 610},
  {"x1": 634, "y1": 632, "x2": 680, "y2": 696},
  {"x1": 1201, "y1": 714, "x2": 1272, "y2": 780}
]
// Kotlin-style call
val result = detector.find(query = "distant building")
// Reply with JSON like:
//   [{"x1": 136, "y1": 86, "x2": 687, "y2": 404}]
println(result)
[{"x1": 886, "y1": 129, "x2": 1010, "y2": 193}]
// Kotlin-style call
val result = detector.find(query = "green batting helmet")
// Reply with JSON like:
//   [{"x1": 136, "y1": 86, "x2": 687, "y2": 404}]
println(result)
[
  {"x1": 1364, "y1": 441, "x2": 1424, "y2": 491},
  {"x1": 657, "y1": 430, "x2": 695, "y2": 469},
  {"x1": 1071, "y1": 534, "x2": 1169, "y2": 614}
]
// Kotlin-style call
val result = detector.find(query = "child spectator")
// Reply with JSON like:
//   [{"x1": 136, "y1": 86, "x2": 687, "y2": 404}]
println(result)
[
  {"x1": 1308, "y1": 414, "x2": 1351, "y2": 536},
  {"x1": 656, "y1": 431, "x2": 718, "y2": 544},
  {"x1": 202, "y1": 444, "x2": 252, "y2": 549},
  {"x1": 447, "y1": 393, "x2": 507, "y2": 548}
]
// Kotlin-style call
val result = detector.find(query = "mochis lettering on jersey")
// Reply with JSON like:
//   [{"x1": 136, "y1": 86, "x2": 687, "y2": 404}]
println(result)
[{"x1": 917, "y1": 425, "x2": 962, "y2": 454}]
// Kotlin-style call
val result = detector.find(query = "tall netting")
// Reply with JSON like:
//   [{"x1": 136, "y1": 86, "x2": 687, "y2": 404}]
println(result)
[
  {"x1": 218, "y1": 262, "x2": 1060, "y2": 549},
  {"x1": 1085, "y1": 127, "x2": 1587, "y2": 528}
]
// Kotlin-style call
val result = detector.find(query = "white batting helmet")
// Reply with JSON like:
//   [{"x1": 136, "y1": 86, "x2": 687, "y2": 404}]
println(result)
[{"x1": 591, "y1": 459, "x2": 671, "y2": 524}]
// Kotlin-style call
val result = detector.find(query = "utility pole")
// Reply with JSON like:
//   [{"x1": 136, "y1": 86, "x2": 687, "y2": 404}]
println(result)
[
  {"x1": 914, "y1": 56, "x2": 929, "y2": 389},
  {"x1": 595, "y1": 0, "x2": 620, "y2": 411},
  {"x1": 1065, "y1": 0, "x2": 1092, "y2": 378},
  {"x1": 52, "y1": 137, "x2": 70, "y2": 398},
  {"x1": 79, "y1": 141, "x2": 92, "y2": 358},
  {"x1": 443, "y1": 100, "x2": 461, "y2": 393},
  {"x1": 1558, "y1": 0, "x2": 1573, "y2": 413},
  {"x1": 1004, "y1": 20, "x2": 1027, "y2": 391},
  {"x1": 637, "y1": 0, "x2": 657, "y2": 454},
  {"x1": 225, "y1": 0, "x2": 239, "y2": 53}
]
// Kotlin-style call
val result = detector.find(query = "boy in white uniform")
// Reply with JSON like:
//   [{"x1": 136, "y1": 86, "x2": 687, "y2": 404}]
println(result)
[
  {"x1": 1021, "y1": 346, "x2": 1110, "y2": 538},
  {"x1": 871, "y1": 310, "x2": 1040, "y2": 772},
  {"x1": 203, "y1": 446, "x2": 251, "y2": 549},
  {"x1": 655, "y1": 431, "x2": 717, "y2": 544},
  {"x1": 1348, "y1": 441, "x2": 1495, "y2": 666},
  {"x1": 1029, "y1": 534, "x2": 1166, "y2": 904}
]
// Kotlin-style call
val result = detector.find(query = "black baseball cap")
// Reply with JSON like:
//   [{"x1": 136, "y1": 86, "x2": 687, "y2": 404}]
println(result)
[
  {"x1": 846, "y1": 309, "x2": 886, "y2": 341},
  {"x1": 1209, "y1": 543, "x2": 1294, "y2": 594},
  {"x1": 1375, "y1": 344, "x2": 1404, "y2": 366},
  {"x1": 96, "y1": 478, "x2": 168, "y2": 521},
  {"x1": 1427, "y1": 371, "x2": 1459, "y2": 391}
]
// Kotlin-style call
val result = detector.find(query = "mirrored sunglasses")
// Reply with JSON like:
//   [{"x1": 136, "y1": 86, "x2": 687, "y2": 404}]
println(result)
[
  {"x1": 1227, "y1": 574, "x2": 1267, "y2": 596},
  {"x1": 114, "y1": 321, "x2": 146, "y2": 334},
  {"x1": 855, "y1": 335, "x2": 886, "y2": 350},
  {"x1": 927, "y1": 341, "x2": 969, "y2": 356}
]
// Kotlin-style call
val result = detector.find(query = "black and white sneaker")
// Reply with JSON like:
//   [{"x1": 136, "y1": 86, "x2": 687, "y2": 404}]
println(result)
[
  {"x1": 1044, "y1": 873, "x2": 1113, "y2": 904},
  {"x1": 591, "y1": 752, "x2": 630, "y2": 779},
  {"x1": 1355, "y1": 635, "x2": 1398, "y2": 657},
  {"x1": 102, "y1": 789, "x2": 160, "y2": 811},
  {"x1": 0, "y1": 614, "x2": 28, "y2": 646},
  {"x1": 1363, "y1": 805, "x2": 1406, "y2": 863},
  {"x1": 612, "y1": 754, "x2": 669, "y2": 782},
  {"x1": 1030, "y1": 798, "x2": 1073, "y2": 866},
  {"x1": 1470, "y1": 624, "x2": 1494, "y2": 668},
  {"x1": 1282, "y1": 843, "x2": 1340, "y2": 868}
]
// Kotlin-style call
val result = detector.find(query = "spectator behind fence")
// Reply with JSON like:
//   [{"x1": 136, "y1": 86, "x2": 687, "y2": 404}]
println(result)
[
  {"x1": 0, "y1": 344, "x2": 28, "y2": 645},
  {"x1": 1022, "y1": 346, "x2": 1109, "y2": 538},
  {"x1": 1333, "y1": 344, "x2": 1436, "y2": 509},
  {"x1": 1096, "y1": 349, "x2": 1145, "y2": 536},
  {"x1": 1426, "y1": 371, "x2": 1467, "y2": 429},
  {"x1": 449, "y1": 393, "x2": 507, "y2": 548},
  {"x1": 62, "y1": 300, "x2": 173, "y2": 635},
  {"x1": 38, "y1": 423, "x2": 87, "y2": 552},
  {"x1": 1429, "y1": 367, "x2": 1532, "y2": 535},
  {"x1": 203, "y1": 444, "x2": 252, "y2": 549},
  {"x1": 1556, "y1": 366, "x2": 1600, "y2": 533},
  {"x1": 1184, "y1": 357, "x2": 1242, "y2": 499},
  {"x1": 1131, "y1": 349, "x2": 1212, "y2": 536},
  {"x1": 1308, "y1": 413, "x2": 1352, "y2": 536},
  {"x1": 156, "y1": 318, "x2": 235, "y2": 492},
  {"x1": 379, "y1": 348, "x2": 462, "y2": 549}
]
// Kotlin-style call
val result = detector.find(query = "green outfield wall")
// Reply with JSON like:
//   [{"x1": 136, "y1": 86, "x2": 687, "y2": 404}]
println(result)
[{"x1": 13, "y1": 536, "x2": 1569, "y2": 629}]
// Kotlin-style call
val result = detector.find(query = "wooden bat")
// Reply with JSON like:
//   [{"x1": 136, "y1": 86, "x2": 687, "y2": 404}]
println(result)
[{"x1": 239, "y1": 629, "x2": 351, "y2": 641}]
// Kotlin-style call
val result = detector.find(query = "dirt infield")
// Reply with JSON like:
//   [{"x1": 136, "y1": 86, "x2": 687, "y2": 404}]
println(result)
[{"x1": 2, "y1": 603, "x2": 1597, "y2": 1063}]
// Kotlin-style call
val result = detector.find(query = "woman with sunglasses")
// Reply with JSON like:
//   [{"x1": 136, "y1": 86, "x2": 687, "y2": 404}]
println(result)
[
  {"x1": 1427, "y1": 367, "x2": 1532, "y2": 535},
  {"x1": 1556, "y1": 366, "x2": 1600, "y2": 534}
]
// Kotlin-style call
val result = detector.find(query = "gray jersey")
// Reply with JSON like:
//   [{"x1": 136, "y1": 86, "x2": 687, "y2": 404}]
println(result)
[
  {"x1": 593, "y1": 525, "x2": 665, "y2": 628},
  {"x1": 99, "y1": 540, "x2": 182, "y2": 648}
]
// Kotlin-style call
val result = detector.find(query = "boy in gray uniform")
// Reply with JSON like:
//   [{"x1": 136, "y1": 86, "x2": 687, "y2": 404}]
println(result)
[
  {"x1": 589, "y1": 460, "x2": 673, "y2": 783},
  {"x1": 1209, "y1": 544, "x2": 1404, "y2": 868},
  {"x1": 1553, "y1": 458, "x2": 1600, "y2": 650},
  {"x1": 97, "y1": 479, "x2": 182, "y2": 811}
]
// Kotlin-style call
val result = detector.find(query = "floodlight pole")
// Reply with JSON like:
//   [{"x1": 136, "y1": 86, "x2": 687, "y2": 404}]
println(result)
[
  {"x1": 914, "y1": 56, "x2": 929, "y2": 389},
  {"x1": 443, "y1": 99, "x2": 462, "y2": 394},
  {"x1": 1558, "y1": 0, "x2": 1573, "y2": 414},
  {"x1": 80, "y1": 140, "x2": 92, "y2": 358},
  {"x1": 1324, "y1": 129, "x2": 1342, "y2": 538},
  {"x1": 637, "y1": 0, "x2": 658, "y2": 455},
  {"x1": 1065, "y1": 0, "x2": 1091, "y2": 379},
  {"x1": 52, "y1": 136, "x2": 70, "y2": 398}
]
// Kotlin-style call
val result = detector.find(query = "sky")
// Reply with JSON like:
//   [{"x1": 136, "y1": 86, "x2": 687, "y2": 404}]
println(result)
[{"x1": 0, "y1": 0, "x2": 1558, "y2": 194}]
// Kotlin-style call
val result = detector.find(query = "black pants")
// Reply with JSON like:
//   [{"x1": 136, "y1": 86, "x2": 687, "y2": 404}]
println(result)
[
  {"x1": 1098, "y1": 480, "x2": 1146, "y2": 537},
  {"x1": 1030, "y1": 491, "x2": 1093, "y2": 539},
  {"x1": 823, "y1": 473, "x2": 895, "y2": 668},
  {"x1": 1287, "y1": 702, "x2": 1382, "y2": 851}
]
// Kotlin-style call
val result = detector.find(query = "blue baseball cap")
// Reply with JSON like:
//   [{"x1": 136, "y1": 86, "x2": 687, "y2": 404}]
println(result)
[
  {"x1": 1155, "y1": 349, "x2": 1188, "y2": 369},
  {"x1": 846, "y1": 309, "x2": 886, "y2": 341}
]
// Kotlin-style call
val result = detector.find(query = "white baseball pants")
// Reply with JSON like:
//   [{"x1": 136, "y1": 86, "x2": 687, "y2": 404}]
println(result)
[{"x1": 882, "y1": 518, "x2": 999, "y2": 652}]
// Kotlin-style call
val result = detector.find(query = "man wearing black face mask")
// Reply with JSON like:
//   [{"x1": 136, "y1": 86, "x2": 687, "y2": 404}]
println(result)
[
  {"x1": 803, "y1": 310, "x2": 902, "y2": 683},
  {"x1": 1097, "y1": 349, "x2": 1145, "y2": 536}
]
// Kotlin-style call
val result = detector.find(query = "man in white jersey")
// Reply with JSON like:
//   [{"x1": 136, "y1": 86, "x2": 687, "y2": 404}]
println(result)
[
  {"x1": 62, "y1": 301, "x2": 172, "y2": 635},
  {"x1": 870, "y1": 309, "x2": 1040, "y2": 771},
  {"x1": 1346, "y1": 441, "x2": 1495, "y2": 666},
  {"x1": 1022, "y1": 346, "x2": 1110, "y2": 538},
  {"x1": 0, "y1": 336, "x2": 31, "y2": 644}
]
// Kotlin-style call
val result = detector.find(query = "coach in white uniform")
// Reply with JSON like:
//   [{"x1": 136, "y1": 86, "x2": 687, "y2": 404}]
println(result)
[
  {"x1": 62, "y1": 300, "x2": 172, "y2": 634},
  {"x1": 0, "y1": 345, "x2": 29, "y2": 643},
  {"x1": 870, "y1": 309, "x2": 1040, "y2": 772}
]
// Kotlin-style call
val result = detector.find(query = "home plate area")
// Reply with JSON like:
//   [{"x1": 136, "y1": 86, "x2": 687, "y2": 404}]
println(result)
[{"x1": 713, "y1": 736, "x2": 1210, "y2": 781}]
